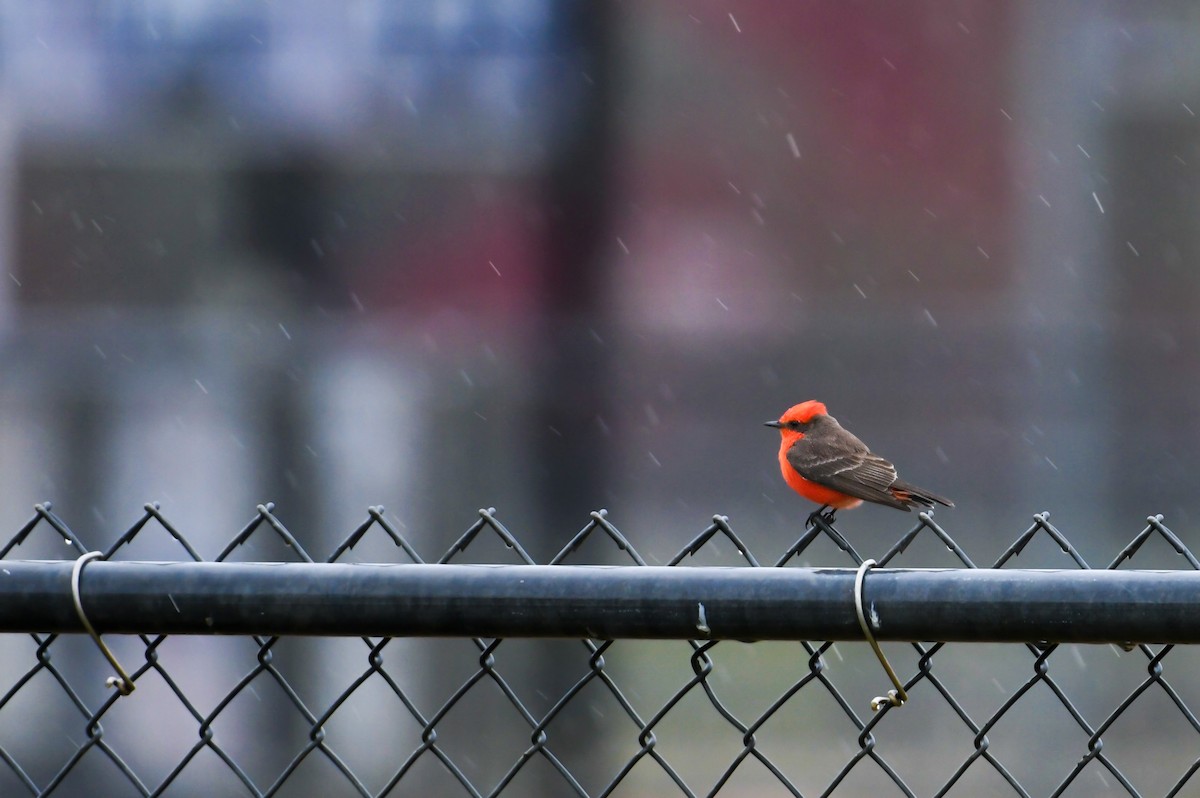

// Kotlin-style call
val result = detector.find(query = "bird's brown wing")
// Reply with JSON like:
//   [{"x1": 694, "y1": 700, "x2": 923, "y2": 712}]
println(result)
[{"x1": 785, "y1": 417, "x2": 909, "y2": 510}]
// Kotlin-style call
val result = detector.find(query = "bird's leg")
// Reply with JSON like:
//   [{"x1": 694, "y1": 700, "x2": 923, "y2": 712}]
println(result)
[
  {"x1": 806, "y1": 505, "x2": 837, "y2": 528},
  {"x1": 807, "y1": 505, "x2": 855, "y2": 555}
]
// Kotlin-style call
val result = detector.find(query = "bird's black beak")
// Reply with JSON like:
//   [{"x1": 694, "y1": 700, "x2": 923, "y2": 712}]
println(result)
[{"x1": 764, "y1": 420, "x2": 783, "y2": 428}]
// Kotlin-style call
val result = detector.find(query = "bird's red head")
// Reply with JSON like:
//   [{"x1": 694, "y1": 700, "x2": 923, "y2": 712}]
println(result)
[
  {"x1": 780, "y1": 400, "x2": 827, "y2": 424},
  {"x1": 764, "y1": 400, "x2": 828, "y2": 437}
]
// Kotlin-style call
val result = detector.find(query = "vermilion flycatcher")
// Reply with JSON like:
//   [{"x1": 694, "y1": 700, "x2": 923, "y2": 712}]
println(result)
[{"x1": 766, "y1": 400, "x2": 953, "y2": 524}]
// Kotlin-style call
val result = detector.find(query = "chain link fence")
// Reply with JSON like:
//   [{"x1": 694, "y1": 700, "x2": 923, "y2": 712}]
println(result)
[{"x1": 2, "y1": 502, "x2": 1199, "y2": 797}]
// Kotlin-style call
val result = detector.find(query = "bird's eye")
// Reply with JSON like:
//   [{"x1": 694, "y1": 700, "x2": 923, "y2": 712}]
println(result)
[{"x1": 787, "y1": 420, "x2": 804, "y2": 431}]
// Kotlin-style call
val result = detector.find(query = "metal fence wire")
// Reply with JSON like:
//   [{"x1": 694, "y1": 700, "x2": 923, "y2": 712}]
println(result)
[{"x1": 2, "y1": 502, "x2": 1200, "y2": 798}]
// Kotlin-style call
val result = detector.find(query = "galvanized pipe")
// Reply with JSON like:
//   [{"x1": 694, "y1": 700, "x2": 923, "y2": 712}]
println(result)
[{"x1": 0, "y1": 560, "x2": 1195, "y2": 643}]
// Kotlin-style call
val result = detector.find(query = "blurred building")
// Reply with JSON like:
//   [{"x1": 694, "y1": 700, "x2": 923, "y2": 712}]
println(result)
[{"x1": 2, "y1": 1, "x2": 1200, "y2": 795}]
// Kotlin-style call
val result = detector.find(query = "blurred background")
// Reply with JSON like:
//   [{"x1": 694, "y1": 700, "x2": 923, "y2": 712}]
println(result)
[{"x1": 2, "y1": 1, "x2": 1200, "y2": 796}]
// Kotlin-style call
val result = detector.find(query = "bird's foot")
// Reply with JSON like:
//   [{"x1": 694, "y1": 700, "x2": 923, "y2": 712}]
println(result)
[
  {"x1": 806, "y1": 506, "x2": 837, "y2": 528},
  {"x1": 804, "y1": 505, "x2": 854, "y2": 555}
]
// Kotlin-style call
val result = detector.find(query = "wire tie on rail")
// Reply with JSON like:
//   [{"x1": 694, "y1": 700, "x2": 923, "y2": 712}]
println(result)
[
  {"x1": 854, "y1": 558, "x2": 906, "y2": 711},
  {"x1": 71, "y1": 552, "x2": 135, "y2": 696}
]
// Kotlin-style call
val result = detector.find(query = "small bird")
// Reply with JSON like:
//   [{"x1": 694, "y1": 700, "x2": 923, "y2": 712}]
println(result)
[{"x1": 766, "y1": 400, "x2": 953, "y2": 525}]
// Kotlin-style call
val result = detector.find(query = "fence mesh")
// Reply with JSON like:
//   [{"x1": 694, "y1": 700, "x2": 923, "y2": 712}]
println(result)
[{"x1": 2, "y1": 502, "x2": 1199, "y2": 797}]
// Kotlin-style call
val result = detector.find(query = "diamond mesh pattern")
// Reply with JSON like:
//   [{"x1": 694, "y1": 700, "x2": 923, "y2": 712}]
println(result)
[{"x1": 1, "y1": 503, "x2": 1197, "y2": 797}]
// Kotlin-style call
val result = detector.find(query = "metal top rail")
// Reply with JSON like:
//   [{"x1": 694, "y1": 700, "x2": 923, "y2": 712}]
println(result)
[{"x1": 2, "y1": 559, "x2": 1197, "y2": 643}]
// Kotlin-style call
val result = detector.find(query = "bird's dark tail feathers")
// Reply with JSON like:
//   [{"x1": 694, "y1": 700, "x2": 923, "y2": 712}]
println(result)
[{"x1": 889, "y1": 480, "x2": 954, "y2": 510}]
